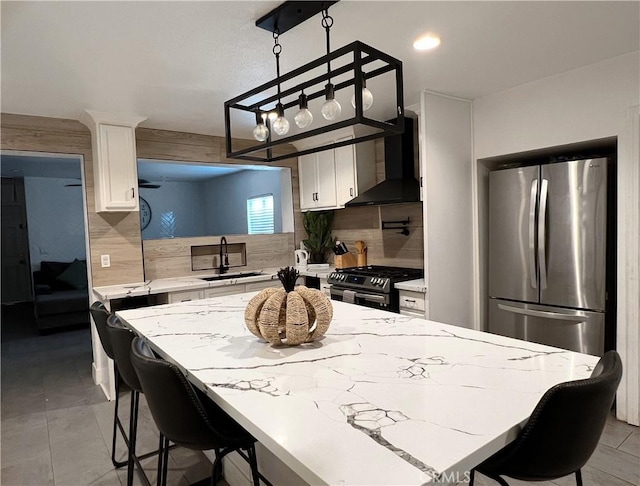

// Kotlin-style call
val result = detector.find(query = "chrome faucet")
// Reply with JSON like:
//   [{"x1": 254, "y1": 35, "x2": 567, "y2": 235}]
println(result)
[{"x1": 219, "y1": 236, "x2": 229, "y2": 274}]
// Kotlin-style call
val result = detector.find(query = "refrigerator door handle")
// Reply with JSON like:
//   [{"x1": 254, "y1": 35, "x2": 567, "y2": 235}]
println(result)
[
  {"x1": 538, "y1": 178, "x2": 549, "y2": 289},
  {"x1": 498, "y1": 303, "x2": 588, "y2": 321},
  {"x1": 529, "y1": 179, "x2": 538, "y2": 289}
]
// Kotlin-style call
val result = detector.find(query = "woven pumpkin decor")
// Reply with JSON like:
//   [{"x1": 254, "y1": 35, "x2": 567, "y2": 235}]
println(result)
[{"x1": 244, "y1": 267, "x2": 333, "y2": 346}]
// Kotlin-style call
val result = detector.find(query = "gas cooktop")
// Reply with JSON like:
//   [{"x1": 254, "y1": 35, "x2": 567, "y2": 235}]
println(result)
[
  {"x1": 327, "y1": 266, "x2": 423, "y2": 294},
  {"x1": 335, "y1": 265, "x2": 423, "y2": 279}
]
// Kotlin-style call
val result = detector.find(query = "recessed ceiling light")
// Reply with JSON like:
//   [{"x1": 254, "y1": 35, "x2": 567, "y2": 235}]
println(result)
[{"x1": 413, "y1": 33, "x2": 441, "y2": 51}]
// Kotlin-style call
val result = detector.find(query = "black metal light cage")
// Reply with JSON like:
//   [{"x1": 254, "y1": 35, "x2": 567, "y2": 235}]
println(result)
[{"x1": 224, "y1": 40, "x2": 404, "y2": 163}]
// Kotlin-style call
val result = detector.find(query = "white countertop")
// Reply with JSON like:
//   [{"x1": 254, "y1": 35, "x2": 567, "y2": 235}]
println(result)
[
  {"x1": 93, "y1": 270, "x2": 280, "y2": 300},
  {"x1": 116, "y1": 293, "x2": 598, "y2": 486},
  {"x1": 93, "y1": 266, "x2": 335, "y2": 301},
  {"x1": 296, "y1": 265, "x2": 335, "y2": 279},
  {"x1": 395, "y1": 278, "x2": 428, "y2": 293}
]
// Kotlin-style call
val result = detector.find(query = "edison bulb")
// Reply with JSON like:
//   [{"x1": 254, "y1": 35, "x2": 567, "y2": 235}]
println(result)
[
  {"x1": 351, "y1": 87, "x2": 374, "y2": 111},
  {"x1": 272, "y1": 115, "x2": 290, "y2": 136},
  {"x1": 321, "y1": 98, "x2": 342, "y2": 121},
  {"x1": 252, "y1": 122, "x2": 269, "y2": 142},
  {"x1": 294, "y1": 108, "x2": 313, "y2": 128}
]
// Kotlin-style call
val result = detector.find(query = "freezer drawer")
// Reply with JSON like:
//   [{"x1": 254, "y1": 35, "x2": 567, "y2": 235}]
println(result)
[{"x1": 488, "y1": 299, "x2": 604, "y2": 356}]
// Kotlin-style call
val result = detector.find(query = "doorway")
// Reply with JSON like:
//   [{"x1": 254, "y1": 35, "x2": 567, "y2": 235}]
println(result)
[
  {"x1": 1, "y1": 177, "x2": 32, "y2": 303},
  {"x1": 1, "y1": 151, "x2": 89, "y2": 330}
]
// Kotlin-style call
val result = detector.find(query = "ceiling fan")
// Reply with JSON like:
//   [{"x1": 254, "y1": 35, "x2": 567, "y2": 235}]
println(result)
[{"x1": 65, "y1": 178, "x2": 161, "y2": 188}]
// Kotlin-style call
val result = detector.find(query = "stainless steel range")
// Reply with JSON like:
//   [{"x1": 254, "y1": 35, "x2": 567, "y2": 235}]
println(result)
[{"x1": 328, "y1": 266, "x2": 424, "y2": 313}]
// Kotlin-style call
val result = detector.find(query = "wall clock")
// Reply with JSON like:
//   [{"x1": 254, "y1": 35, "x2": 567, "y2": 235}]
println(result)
[{"x1": 139, "y1": 197, "x2": 152, "y2": 230}]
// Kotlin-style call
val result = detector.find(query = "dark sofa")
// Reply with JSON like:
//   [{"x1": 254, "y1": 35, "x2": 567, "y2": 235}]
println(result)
[{"x1": 33, "y1": 260, "x2": 90, "y2": 332}]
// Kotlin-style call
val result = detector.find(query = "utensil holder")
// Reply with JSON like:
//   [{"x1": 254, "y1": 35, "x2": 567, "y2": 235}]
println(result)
[
  {"x1": 334, "y1": 252, "x2": 358, "y2": 269},
  {"x1": 356, "y1": 252, "x2": 367, "y2": 267}
]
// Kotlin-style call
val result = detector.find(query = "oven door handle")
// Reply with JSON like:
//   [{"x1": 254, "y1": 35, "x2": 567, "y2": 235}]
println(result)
[
  {"x1": 331, "y1": 287, "x2": 387, "y2": 303},
  {"x1": 355, "y1": 292, "x2": 386, "y2": 302}
]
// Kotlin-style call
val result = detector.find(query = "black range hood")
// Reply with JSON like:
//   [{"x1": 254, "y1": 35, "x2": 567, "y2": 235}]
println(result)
[{"x1": 345, "y1": 116, "x2": 419, "y2": 207}]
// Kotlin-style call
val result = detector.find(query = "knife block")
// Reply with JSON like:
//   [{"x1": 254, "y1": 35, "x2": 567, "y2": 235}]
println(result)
[{"x1": 334, "y1": 252, "x2": 358, "y2": 269}]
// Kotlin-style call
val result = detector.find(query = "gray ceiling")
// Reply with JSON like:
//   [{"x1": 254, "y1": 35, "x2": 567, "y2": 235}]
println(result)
[{"x1": 2, "y1": 1, "x2": 638, "y2": 138}]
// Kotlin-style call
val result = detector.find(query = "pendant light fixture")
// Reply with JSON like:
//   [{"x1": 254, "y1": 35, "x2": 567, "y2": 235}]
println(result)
[
  {"x1": 319, "y1": 9, "x2": 341, "y2": 121},
  {"x1": 225, "y1": 1, "x2": 405, "y2": 163},
  {"x1": 253, "y1": 31, "x2": 290, "y2": 140},
  {"x1": 270, "y1": 32, "x2": 290, "y2": 136},
  {"x1": 351, "y1": 78, "x2": 374, "y2": 111},
  {"x1": 252, "y1": 112, "x2": 269, "y2": 142},
  {"x1": 294, "y1": 92, "x2": 313, "y2": 128}
]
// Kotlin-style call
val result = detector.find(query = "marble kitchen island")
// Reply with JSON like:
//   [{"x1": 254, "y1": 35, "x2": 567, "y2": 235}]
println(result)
[{"x1": 117, "y1": 292, "x2": 599, "y2": 486}]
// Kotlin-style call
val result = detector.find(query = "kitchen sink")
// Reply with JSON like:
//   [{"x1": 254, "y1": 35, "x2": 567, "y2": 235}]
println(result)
[{"x1": 199, "y1": 271, "x2": 265, "y2": 282}]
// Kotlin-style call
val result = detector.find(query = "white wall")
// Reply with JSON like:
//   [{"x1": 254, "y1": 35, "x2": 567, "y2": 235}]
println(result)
[
  {"x1": 24, "y1": 177, "x2": 86, "y2": 271},
  {"x1": 473, "y1": 52, "x2": 638, "y2": 158},
  {"x1": 472, "y1": 51, "x2": 640, "y2": 425},
  {"x1": 421, "y1": 92, "x2": 474, "y2": 328}
]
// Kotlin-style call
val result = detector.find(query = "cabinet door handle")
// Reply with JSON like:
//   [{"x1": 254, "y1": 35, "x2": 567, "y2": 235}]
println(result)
[
  {"x1": 350, "y1": 188, "x2": 353, "y2": 197},
  {"x1": 131, "y1": 187, "x2": 135, "y2": 199},
  {"x1": 420, "y1": 176, "x2": 423, "y2": 187}
]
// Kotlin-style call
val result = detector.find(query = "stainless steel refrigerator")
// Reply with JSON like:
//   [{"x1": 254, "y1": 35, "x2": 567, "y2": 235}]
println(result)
[{"x1": 488, "y1": 158, "x2": 608, "y2": 356}]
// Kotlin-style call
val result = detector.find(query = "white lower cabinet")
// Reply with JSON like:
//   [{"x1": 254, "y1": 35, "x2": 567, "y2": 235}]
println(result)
[
  {"x1": 398, "y1": 290, "x2": 427, "y2": 318},
  {"x1": 320, "y1": 280, "x2": 332, "y2": 297},
  {"x1": 245, "y1": 280, "x2": 276, "y2": 292},
  {"x1": 203, "y1": 286, "x2": 245, "y2": 299},
  {"x1": 167, "y1": 279, "x2": 277, "y2": 302},
  {"x1": 167, "y1": 290, "x2": 205, "y2": 303}
]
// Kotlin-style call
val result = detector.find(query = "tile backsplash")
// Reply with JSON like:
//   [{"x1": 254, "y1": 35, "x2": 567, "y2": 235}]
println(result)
[{"x1": 331, "y1": 202, "x2": 424, "y2": 269}]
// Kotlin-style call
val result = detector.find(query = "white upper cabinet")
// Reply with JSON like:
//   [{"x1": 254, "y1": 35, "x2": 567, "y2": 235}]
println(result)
[
  {"x1": 299, "y1": 151, "x2": 337, "y2": 209},
  {"x1": 297, "y1": 129, "x2": 375, "y2": 212},
  {"x1": 80, "y1": 110, "x2": 146, "y2": 212},
  {"x1": 334, "y1": 137, "x2": 358, "y2": 207}
]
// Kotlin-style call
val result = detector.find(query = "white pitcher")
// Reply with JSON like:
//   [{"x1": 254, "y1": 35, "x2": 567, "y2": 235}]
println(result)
[{"x1": 294, "y1": 249, "x2": 309, "y2": 269}]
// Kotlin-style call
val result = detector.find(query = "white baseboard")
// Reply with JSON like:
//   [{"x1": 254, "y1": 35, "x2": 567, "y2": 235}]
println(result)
[
  {"x1": 93, "y1": 361, "x2": 115, "y2": 401},
  {"x1": 92, "y1": 362, "x2": 99, "y2": 383}
]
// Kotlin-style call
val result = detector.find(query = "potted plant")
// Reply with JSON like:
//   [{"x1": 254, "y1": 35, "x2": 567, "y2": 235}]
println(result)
[{"x1": 302, "y1": 210, "x2": 335, "y2": 264}]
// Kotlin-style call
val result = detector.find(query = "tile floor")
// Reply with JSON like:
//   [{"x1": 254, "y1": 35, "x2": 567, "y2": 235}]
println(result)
[
  {"x1": 1, "y1": 303, "x2": 638, "y2": 486},
  {"x1": 1, "y1": 303, "x2": 215, "y2": 486}
]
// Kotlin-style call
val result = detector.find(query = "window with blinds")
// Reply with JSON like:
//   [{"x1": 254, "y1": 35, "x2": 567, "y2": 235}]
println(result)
[{"x1": 247, "y1": 194, "x2": 274, "y2": 234}]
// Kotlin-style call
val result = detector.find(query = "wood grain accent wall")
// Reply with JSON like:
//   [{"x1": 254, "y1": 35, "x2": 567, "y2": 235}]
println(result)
[
  {"x1": 143, "y1": 233, "x2": 294, "y2": 279},
  {"x1": 1, "y1": 114, "x2": 303, "y2": 285},
  {"x1": 1, "y1": 114, "x2": 145, "y2": 287}
]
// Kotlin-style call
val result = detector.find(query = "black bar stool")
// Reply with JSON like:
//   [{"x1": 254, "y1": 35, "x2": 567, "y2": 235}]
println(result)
[
  {"x1": 89, "y1": 301, "x2": 128, "y2": 468},
  {"x1": 106, "y1": 314, "x2": 162, "y2": 486},
  {"x1": 471, "y1": 350, "x2": 623, "y2": 486},
  {"x1": 130, "y1": 337, "x2": 272, "y2": 486}
]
